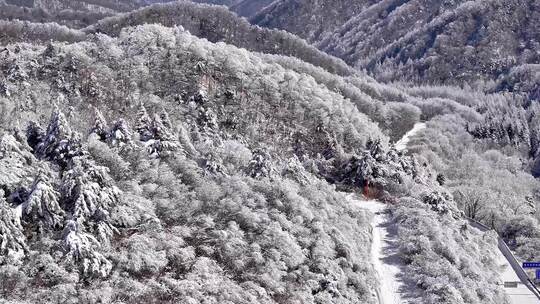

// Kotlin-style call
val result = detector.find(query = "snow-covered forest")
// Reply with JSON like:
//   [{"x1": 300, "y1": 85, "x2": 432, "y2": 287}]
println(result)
[{"x1": 0, "y1": 1, "x2": 539, "y2": 304}]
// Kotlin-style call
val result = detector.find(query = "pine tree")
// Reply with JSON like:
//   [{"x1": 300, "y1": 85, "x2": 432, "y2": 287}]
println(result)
[
  {"x1": 62, "y1": 220, "x2": 112, "y2": 278},
  {"x1": 247, "y1": 148, "x2": 275, "y2": 178},
  {"x1": 368, "y1": 138, "x2": 385, "y2": 161},
  {"x1": 62, "y1": 157, "x2": 119, "y2": 220},
  {"x1": 34, "y1": 107, "x2": 84, "y2": 167},
  {"x1": 108, "y1": 118, "x2": 133, "y2": 148},
  {"x1": 193, "y1": 89, "x2": 208, "y2": 104},
  {"x1": 56, "y1": 154, "x2": 121, "y2": 277},
  {"x1": 423, "y1": 191, "x2": 461, "y2": 216},
  {"x1": 25, "y1": 121, "x2": 45, "y2": 152},
  {"x1": 135, "y1": 103, "x2": 153, "y2": 142},
  {"x1": 436, "y1": 173, "x2": 446, "y2": 186},
  {"x1": 315, "y1": 123, "x2": 337, "y2": 159},
  {"x1": 20, "y1": 171, "x2": 64, "y2": 229},
  {"x1": 145, "y1": 114, "x2": 180, "y2": 157},
  {"x1": 36, "y1": 107, "x2": 72, "y2": 157},
  {"x1": 90, "y1": 108, "x2": 109, "y2": 142},
  {"x1": 197, "y1": 106, "x2": 218, "y2": 133},
  {"x1": 150, "y1": 114, "x2": 175, "y2": 142},
  {"x1": 0, "y1": 191, "x2": 27, "y2": 260},
  {"x1": 282, "y1": 155, "x2": 309, "y2": 184},
  {"x1": 0, "y1": 79, "x2": 9, "y2": 97},
  {"x1": 159, "y1": 108, "x2": 172, "y2": 129},
  {"x1": 61, "y1": 156, "x2": 120, "y2": 243},
  {"x1": 203, "y1": 153, "x2": 225, "y2": 175},
  {"x1": 135, "y1": 107, "x2": 181, "y2": 158}
]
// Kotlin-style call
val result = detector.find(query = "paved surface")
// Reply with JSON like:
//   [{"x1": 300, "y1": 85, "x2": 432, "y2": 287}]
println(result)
[{"x1": 495, "y1": 248, "x2": 540, "y2": 303}]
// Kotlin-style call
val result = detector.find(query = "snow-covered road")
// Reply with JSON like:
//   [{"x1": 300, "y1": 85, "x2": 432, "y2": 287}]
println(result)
[
  {"x1": 346, "y1": 121, "x2": 426, "y2": 303},
  {"x1": 397, "y1": 121, "x2": 540, "y2": 303},
  {"x1": 469, "y1": 220, "x2": 540, "y2": 304},
  {"x1": 495, "y1": 249, "x2": 540, "y2": 304},
  {"x1": 356, "y1": 198, "x2": 410, "y2": 304},
  {"x1": 394, "y1": 122, "x2": 425, "y2": 151},
  {"x1": 349, "y1": 120, "x2": 540, "y2": 303}
]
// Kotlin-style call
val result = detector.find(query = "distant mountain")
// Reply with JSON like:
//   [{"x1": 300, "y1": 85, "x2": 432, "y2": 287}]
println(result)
[
  {"x1": 251, "y1": 0, "x2": 375, "y2": 43},
  {"x1": 0, "y1": 0, "x2": 176, "y2": 28},
  {"x1": 190, "y1": 0, "x2": 274, "y2": 17},
  {"x1": 248, "y1": 0, "x2": 540, "y2": 99},
  {"x1": 84, "y1": 1, "x2": 355, "y2": 76},
  {"x1": 230, "y1": 0, "x2": 274, "y2": 17},
  {"x1": 0, "y1": 0, "x2": 125, "y2": 28},
  {"x1": 321, "y1": 0, "x2": 539, "y2": 85}
]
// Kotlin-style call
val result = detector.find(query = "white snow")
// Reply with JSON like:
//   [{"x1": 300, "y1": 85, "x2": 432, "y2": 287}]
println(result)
[
  {"x1": 394, "y1": 122, "x2": 426, "y2": 151},
  {"x1": 343, "y1": 122, "x2": 427, "y2": 303},
  {"x1": 13, "y1": 204, "x2": 22, "y2": 225},
  {"x1": 349, "y1": 194, "x2": 413, "y2": 304}
]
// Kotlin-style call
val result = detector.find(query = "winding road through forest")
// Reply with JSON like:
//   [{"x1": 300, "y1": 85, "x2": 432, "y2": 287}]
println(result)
[
  {"x1": 354, "y1": 122, "x2": 540, "y2": 304},
  {"x1": 351, "y1": 123, "x2": 427, "y2": 304},
  {"x1": 352, "y1": 197, "x2": 412, "y2": 304}
]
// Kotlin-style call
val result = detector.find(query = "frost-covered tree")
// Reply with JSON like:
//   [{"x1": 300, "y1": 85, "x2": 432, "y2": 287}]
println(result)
[
  {"x1": 159, "y1": 108, "x2": 172, "y2": 129},
  {"x1": 367, "y1": 138, "x2": 385, "y2": 162},
  {"x1": 108, "y1": 118, "x2": 133, "y2": 148},
  {"x1": 90, "y1": 108, "x2": 109, "y2": 142},
  {"x1": 314, "y1": 123, "x2": 338, "y2": 160},
  {"x1": 247, "y1": 148, "x2": 275, "y2": 178},
  {"x1": 19, "y1": 171, "x2": 64, "y2": 229},
  {"x1": 339, "y1": 153, "x2": 375, "y2": 187},
  {"x1": 25, "y1": 121, "x2": 45, "y2": 152},
  {"x1": 193, "y1": 89, "x2": 208, "y2": 105},
  {"x1": 436, "y1": 173, "x2": 446, "y2": 186},
  {"x1": 145, "y1": 113, "x2": 180, "y2": 157},
  {"x1": 135, "y1": 103, "x2": 153, "y2": 142},
  {"x1": 337, "y1": 139, "x2": 423, "y2": 196},
  {"x1": 0, "y1": 190, "x2": 26, "y2": 260},
  {"x1": 61, "y1": 156, "x2": 120, "y2": 243},
  {"x1": 197, "y1": 106, "x2": 218, "y2": 133},
  {"x1": 203, "y1": 153, "x2": 226, "y2": 176},
  {"x1": 423, "y1": 191, "x2": 461, "y2": 217},
  {"x1": 282, "y1": 155, "x2": 309, "y2": 184},
  {"x1": 33, "y1": 107, "x2": 85, "y2": 167},
  {"x1": 90, "y1": 109, "x2": 133, "y2": 149},
  {"x1": 135, "y1": 105, "x2": 180, "y2": 157},
  {"x1": 62, "y1": 220, "x2": 112, "y2": 278},
  {"x1": 0, "y1": 79, "x2": 9, "y2": 97},
  {"x1": 35, "y1": 107, "x2": 70, "y2": 156}
]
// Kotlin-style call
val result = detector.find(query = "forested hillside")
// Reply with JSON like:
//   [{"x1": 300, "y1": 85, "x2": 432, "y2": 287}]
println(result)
[
  {"x1": 0, "y1": 1, "x2": 539, "y2": 303},
  {"x1": 0, "y1": 13, "x2": 511, "y2": 304},
  {"x1": 320, "y1": 0, "x2": 539, "y2": 86},
  {"x1": 251, "y1": 0, "x2": 374, "y2": 44},
  {"x1": 248, "y1": 0, "x2": 539, "y2": 100},
  {"x1": 0, "y1": 23, "x2": 386, "y2": 303},
  {"x1": 190, "y1": 0, "x2": 273, "y2": 17},
  {"x1": 84, "y1": 1, "x2": 355, "y2": 76}
]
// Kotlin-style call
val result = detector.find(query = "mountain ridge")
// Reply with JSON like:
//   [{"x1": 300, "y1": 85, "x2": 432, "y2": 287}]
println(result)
[{"x1": 0, "y1": 1, "x2": 538, "y2": 303}]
